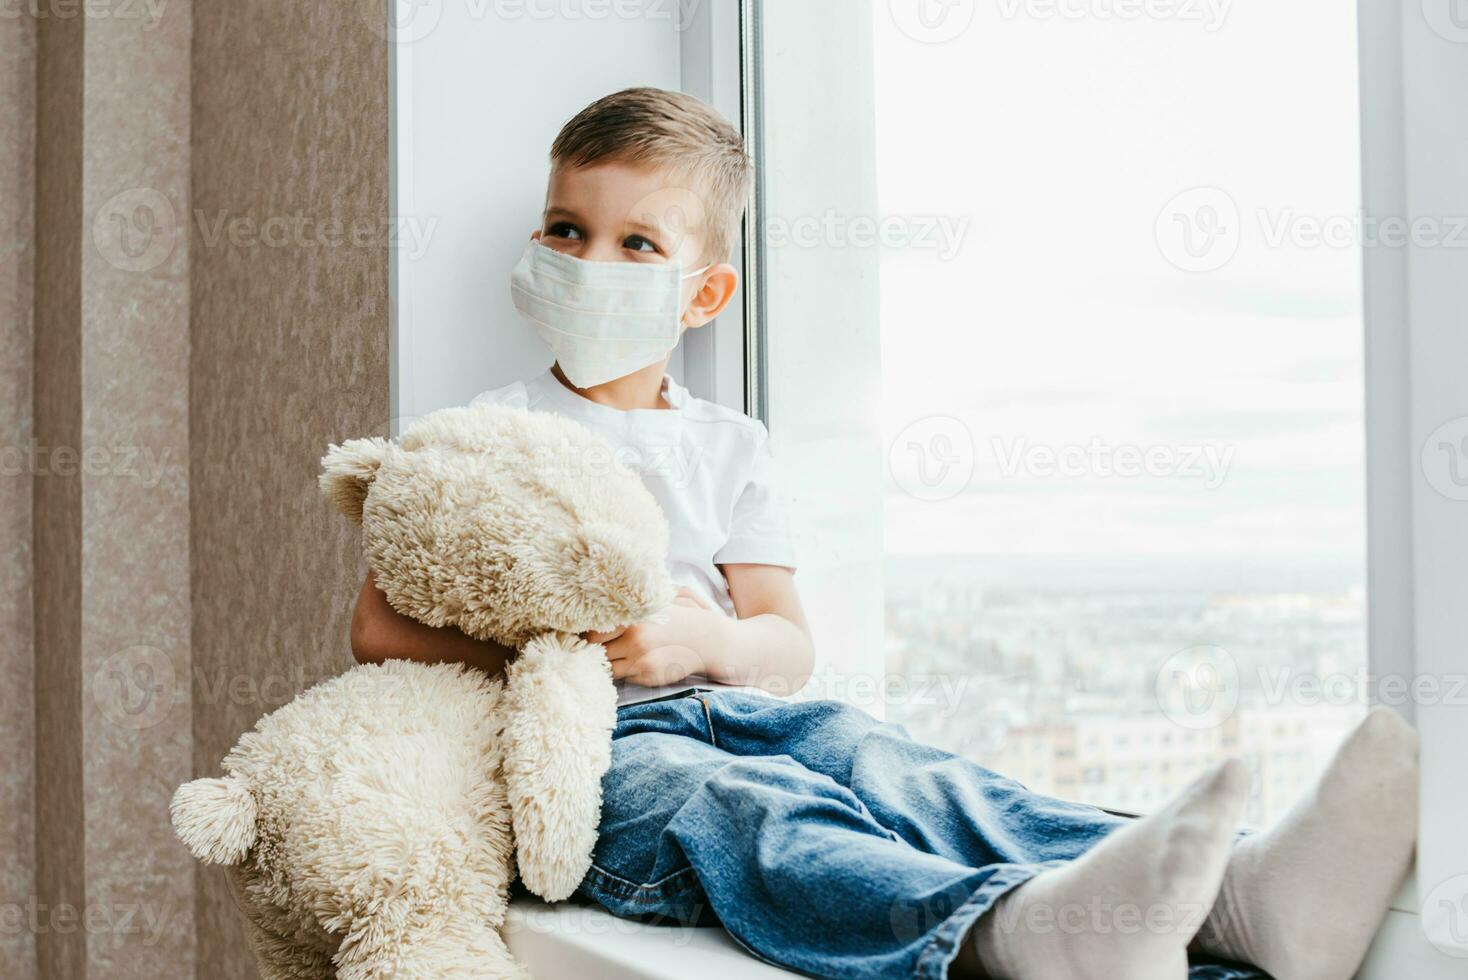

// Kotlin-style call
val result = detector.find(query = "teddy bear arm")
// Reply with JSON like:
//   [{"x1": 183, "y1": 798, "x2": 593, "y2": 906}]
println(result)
[
  {"x1": 502, "y1": 632, "x2": 619, "y2": 901},
  {"x1": 332, "y1": 905, "x2": 530, "y2": 980},
  {"x1": 226, "y1": 866, "x2": 339, "y2": 980}
]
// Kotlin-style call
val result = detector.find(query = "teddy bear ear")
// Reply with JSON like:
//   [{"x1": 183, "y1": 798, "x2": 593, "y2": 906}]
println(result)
[
  {"x1": 170, "y1": 775, "x2": 257, "y2": 866},
  {"x1": 319, "y1": 436, "x2": 392, "y2": 524}
]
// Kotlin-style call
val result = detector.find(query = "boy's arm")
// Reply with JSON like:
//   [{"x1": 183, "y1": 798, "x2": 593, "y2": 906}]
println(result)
[
  {"x1": 709, "y1": 563, "x2": 815, "y2": 695},
  {"x1": 596, "y1": 564, "x2": 814, "y2": 696},
  {"x1": 350, "y1": 571, "x2": 516, "y2": 676}
]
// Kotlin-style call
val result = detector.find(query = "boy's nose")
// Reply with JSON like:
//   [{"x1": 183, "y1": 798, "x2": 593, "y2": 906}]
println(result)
[{"x1": 581, "y1": 240, "x2": 627, "y2": 263}]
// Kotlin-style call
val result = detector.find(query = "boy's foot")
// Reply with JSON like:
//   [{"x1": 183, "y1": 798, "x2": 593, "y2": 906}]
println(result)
[
  {"x1": 969, "y1": 759, "x2": 1249, "y2": 980},
  {"x1": 1197, "y1": 706, "x2": 1419, "y2": 980}
]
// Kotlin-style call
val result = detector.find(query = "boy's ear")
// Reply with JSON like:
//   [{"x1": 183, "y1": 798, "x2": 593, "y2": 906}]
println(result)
[
  {"x1": 319, "y1": 437, "x2": 392, "y2": 524},
  {"x1": 682, "y1": 263, "x2": 738, "y2": 329}
]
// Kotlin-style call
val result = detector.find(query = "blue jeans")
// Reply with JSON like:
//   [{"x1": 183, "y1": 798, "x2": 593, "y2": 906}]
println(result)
[{"x1": 578, "y1": 690, "x2": 1268, "y2": 980}]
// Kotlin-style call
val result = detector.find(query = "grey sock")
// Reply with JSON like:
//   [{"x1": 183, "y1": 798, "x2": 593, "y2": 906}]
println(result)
[
  {"x1": 973, "y1": 759, "x2": 1250, "y2": 980},
  {"x1": 1198, "y1": 707, "x2": 1419, "y2": 980}
]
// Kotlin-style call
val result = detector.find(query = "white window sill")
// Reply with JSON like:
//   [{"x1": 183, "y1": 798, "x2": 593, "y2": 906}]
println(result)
[
  {"x1": 508, "y1": 887, "x2": 1464, "y2": 980},
  {"x1": 1358, "y1": 906, "x2": 1466, "y2": 980},
  {"x1": 504, "y1": 898, "x2": 797, "y2": 979}
]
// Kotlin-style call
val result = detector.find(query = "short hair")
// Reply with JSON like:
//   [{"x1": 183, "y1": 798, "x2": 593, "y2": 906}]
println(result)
[{"x1": 550, "y1": 87, "x2": 753, "y2": 263}]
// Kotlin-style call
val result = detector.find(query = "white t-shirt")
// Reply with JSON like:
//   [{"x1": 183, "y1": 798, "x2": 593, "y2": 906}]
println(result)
[{"x1": 471, "y1": 368, "x2": 796, "y2": 705}]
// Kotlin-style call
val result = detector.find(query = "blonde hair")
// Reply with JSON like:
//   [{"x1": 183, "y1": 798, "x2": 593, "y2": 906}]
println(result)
[{"x1": 550, "y1": 87, "x2": 753, "y2": 263}]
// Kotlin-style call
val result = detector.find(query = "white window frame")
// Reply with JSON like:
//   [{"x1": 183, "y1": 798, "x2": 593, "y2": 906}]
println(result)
[
  {"x1": 677, "y1": 0, "x2": 762, "y2": 417},
  {"x1": 715, "y1": 0, "x2": 889, "y2": 693},
  {"x1": 1357, "y1": 0, "x2": 1468, "y2": 973}
]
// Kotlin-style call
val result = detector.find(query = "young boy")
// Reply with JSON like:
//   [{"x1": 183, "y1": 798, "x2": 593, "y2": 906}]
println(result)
[{"x1": 352, "y1": 88, "x2": 1420, "y2": 980}]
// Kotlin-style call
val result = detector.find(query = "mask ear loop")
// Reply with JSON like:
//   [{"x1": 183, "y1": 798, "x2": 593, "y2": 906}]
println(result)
[
  {"x1": 680, "y1": 263, "x2": 712, "y2": 280},
  {"x1": 678, "y1": 263, "x2": 714, "y2": 327}
]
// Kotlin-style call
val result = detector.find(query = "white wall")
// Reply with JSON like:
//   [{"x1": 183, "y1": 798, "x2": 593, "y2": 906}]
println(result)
[
  {"x1": 390, "y1": 0, "x2": 886, "y2": 692},
  {"x1": 391, "y1": 2, "x2": 688, "y2": 425}
]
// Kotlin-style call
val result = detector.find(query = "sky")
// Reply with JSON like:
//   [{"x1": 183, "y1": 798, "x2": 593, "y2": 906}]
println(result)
[{"x1": 869, "y1": 1, "x2": 1367, "y2": 573}]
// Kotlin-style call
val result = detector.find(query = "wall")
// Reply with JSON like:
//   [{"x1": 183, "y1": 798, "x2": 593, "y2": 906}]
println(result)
[
  {"x1": 392, "y1": 1, "x2": 686, "y2": 423},
  {"x1": 391, "y1": 1, "x2": 883, "y2": 688},
  {"x1": 189, "y1": 3, "x2": 390, "y2": 975}
]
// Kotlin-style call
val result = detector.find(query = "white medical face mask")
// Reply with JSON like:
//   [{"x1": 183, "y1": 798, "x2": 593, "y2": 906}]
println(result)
[{"x1": 510, "y1": 240, "x2": 710, "y2": 389}]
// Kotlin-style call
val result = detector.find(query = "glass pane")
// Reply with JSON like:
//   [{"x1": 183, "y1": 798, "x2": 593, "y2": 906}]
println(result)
[{"x1": 873, "y1": 2, "x2": 1366, "y2": 826}]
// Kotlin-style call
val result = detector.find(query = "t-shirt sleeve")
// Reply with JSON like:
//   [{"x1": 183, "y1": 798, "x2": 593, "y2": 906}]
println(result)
[{"x1": 713, "y1": 423, "x2": 797, "y2": 570}]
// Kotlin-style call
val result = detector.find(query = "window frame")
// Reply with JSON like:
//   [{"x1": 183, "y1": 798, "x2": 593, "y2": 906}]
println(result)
[
  {"x1": 738, "y1": 0, "x2": 770, "y2": 423},
  {"x1": 676, "y1": 0, "x2": 762, "y2": 418},
  {"x1": 714, "y1": 0, "x2": 889, "y2": 694},
  {"x1": 1357, "y1": 0, "x2": 1468, "y2": 971}
]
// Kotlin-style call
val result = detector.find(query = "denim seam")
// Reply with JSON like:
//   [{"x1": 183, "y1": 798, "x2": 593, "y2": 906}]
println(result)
[
  {"x1": 582, "y1": 862, "x2": 703, "y2": 903},
  {"x1": 913, "y1": 864, "x2": 1051, "y2": 980},
  {"x1": 698, "y1": 694, "x2": 718, "y2": 748}
]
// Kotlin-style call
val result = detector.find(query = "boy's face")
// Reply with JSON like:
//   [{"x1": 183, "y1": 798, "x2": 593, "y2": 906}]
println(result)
[{"x1": 534, "y1": 160, "x2": 737, "y2": 330}]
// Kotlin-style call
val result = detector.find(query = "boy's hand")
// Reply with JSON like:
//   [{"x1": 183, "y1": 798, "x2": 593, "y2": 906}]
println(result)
[{"x1": 587, "y1": 589, "x2": 729, "y2": 687}]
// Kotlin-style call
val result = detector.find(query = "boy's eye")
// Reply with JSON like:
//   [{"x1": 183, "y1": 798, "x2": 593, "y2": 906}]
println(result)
[
  {"x1": 623, "y1": 235, "x2": 660, "y2": 254},
  {"x1": 546, "y1": 222, "x2": 582, "y2": 241}
]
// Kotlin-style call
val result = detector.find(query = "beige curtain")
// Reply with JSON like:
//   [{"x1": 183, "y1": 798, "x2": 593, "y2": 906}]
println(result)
[{"x1": 5, "y1": 4, "x2": 389, "y2": 977}]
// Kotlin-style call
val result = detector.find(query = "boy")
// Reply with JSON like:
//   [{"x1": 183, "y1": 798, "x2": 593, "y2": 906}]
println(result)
[{"x1": 352, "y1": 88, "x2": 1419, "y2": 980}]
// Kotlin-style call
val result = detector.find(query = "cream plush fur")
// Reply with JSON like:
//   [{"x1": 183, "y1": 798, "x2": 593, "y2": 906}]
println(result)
[{"x1": 170, "y1": 404, "x2": 675, "y2": 979}]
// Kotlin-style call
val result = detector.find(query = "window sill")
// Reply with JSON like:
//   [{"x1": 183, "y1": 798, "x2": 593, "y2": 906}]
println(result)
[
  {"x1": 504, "y1": 898, "x2": 797, "y2": 979},
  {"x1": 507, "y1": 885, "x2": 1463, "y2": 979},
  {"x1": 1357, "y1": 905, "x2": 1466, "y2": 980}
]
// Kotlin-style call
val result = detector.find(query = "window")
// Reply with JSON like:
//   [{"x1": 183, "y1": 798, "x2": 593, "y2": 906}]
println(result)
[
  {"x1": 869, "y1": 4, "x2": 1368, "y2": 829},
  {"x1": 745, "y1": 1, "x2": 1468, "y2": 971}
]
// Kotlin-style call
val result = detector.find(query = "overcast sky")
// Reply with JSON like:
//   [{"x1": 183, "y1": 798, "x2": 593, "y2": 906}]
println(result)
[{"x1": 871, "y1": 1, "x2": 1366, "y2": 571}]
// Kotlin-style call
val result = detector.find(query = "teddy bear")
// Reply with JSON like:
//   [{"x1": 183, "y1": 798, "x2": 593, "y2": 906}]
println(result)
[{"x1": 169, "y1": 403, "x2": 675, "y2": 979}]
